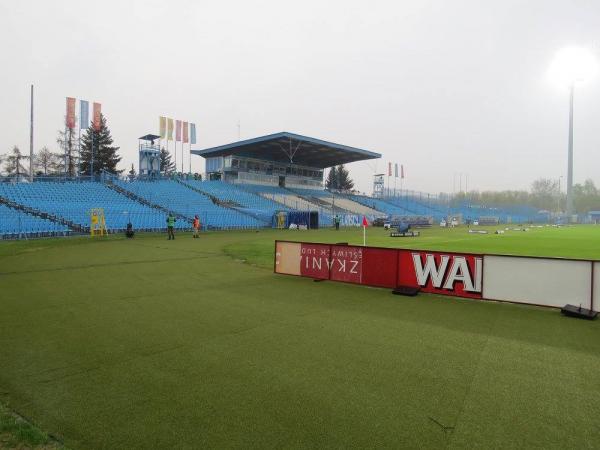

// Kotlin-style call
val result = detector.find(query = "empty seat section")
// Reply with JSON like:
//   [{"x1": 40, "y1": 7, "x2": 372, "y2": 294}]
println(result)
[
  {"x1": 0, "y1": 181, "x2": 168, "y2": 232},
  {"x1": 0, "y1": 204, "x2": 69, "y2": 238},
  {"x1": 116, "y1": 180, "x2": 265, "y2": 229}
]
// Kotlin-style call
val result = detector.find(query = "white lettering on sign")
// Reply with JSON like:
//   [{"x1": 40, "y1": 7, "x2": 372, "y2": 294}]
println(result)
[
  {"x1": 412, "y1": 253, "x2": 482, "y2": 292},
  {"x1": 413, "y1": 253, "x2": 449, "y2": 288}
]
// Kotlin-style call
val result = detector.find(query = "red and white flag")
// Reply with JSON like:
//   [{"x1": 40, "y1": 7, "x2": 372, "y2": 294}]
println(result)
[
  {"x1": 388, "y1": 162, "x2": 392, "y2": 177},
  {"x1": 401, "y1": 164, "x2": 405, "y2": 179},
  {"x1": 182, "y1": 122, "x2": 189, "y2": 143},
  {"x1": 362, "y1": 216, "x2": 368, "y2": 227},
  {"x1": 175, "y1": 120, "x2": 182, "y2": 142},
  {"x1": 66, "y1": 97, "x2": 76, "y2": 128},
  {"x1": 92, "y1": 102, "x2": 102, "y2": 131}
]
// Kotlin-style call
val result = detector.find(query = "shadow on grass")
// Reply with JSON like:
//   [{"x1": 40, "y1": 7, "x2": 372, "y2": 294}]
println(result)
[{"x1": 0, "y1": 402, "x2": 66, "y2": 449}]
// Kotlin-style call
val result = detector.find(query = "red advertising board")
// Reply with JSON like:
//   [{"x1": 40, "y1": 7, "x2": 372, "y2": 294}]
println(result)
[
  {"x1": 362, "y1": 247, "x2": 398, "y2": 288},
  {"x1": 397, "y1": 250, "x2": 483, "y2": 299},
  {"x1": 300, "y1": 243, "x2": 331, "y2": 280},
  {"x1": 330, "y1": 245, "x2": 363, "y2": 284},
  {"x1": 275, "y1": 242, "x2": 483, "y2": 299}
]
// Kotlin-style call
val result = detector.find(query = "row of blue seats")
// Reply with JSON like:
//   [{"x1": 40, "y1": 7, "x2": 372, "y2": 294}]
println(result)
[
  {"x1": 0, "y1": 181, "x2": 176, "y2": 232},
  {"x1": 115, "y1": 180, "x2": 266, "y2": 229},
  {"x1": 0, "y1": 204, "x2": 70, "y2": 237}
]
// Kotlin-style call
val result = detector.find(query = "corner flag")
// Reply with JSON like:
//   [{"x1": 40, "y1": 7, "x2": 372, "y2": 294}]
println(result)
[{"x1": 362, "y1": 216, "x2": 368, "y2": 246}]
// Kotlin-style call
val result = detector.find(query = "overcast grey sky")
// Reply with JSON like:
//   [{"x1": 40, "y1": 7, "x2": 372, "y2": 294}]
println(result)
[{"x1": 1, "y1": 0, "x2": 599, "y2": 194}]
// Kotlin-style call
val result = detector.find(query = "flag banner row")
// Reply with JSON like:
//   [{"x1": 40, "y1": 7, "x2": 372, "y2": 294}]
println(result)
[
  {"x1": 66, "y1": 97, "x2": 101, "y2": 131},
  {"x1": 388, "y1": 162, "x2": 405, "y2": 179},
  {"x1": 159, "y1": 116, "x2": 196, "y2": 144}
]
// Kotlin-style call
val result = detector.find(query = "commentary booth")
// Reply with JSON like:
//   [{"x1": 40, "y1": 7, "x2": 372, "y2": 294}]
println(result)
[{"x1": 191, "y1": 131, "x2": 381, "y2": 189}]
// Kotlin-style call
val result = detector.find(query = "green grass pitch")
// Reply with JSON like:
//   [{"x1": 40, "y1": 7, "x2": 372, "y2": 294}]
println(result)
[{"x1": 2, "y1": 225, "x2": 600, "y2": 449}]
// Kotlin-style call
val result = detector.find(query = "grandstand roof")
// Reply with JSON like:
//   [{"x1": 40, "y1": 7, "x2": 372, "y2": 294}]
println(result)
[{"x1": 191, "y1": 132, "x2": 380, "y2": 168}]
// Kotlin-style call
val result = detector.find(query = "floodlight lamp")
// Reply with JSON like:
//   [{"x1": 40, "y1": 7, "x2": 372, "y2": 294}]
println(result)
[{"x1": 548, "y1": 46, "x2": 599, "y2": 87}]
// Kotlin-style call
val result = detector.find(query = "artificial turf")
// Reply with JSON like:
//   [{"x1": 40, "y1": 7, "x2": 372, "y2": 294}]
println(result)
[{"x1": 1, "y1": 225, "x2": 600, "y2": 449}]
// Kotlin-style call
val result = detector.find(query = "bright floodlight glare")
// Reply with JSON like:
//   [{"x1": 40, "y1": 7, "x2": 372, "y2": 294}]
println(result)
[{"x1": 548, "y1": 46, "x2": 599, "y2": 87}]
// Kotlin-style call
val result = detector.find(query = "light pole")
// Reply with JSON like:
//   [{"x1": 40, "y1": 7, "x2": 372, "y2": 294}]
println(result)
[
  {"x1": 557, "y1": 175, "x2": 563, "y2": 214},
  {"x1": 566, "y1": 83, "x2": 574, "y2": 216},
  {"x1": 548, "y1": 47, "x2": 598, "y2": 219}
]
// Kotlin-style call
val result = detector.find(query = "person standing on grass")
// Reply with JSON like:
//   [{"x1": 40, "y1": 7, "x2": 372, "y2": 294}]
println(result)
[
  {"x1": 193, "y1": 215, "x2": 200, "y2": 238},
  {"x1": 334, "y1": 215, "x2": 340, "y2": 230},
  {"x1": 166, "y1": 213, "x2": 176, "y2": 240}
]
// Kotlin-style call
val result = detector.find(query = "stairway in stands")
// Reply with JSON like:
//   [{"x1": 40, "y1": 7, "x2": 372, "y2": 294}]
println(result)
[{"x1": 0, "y1": 195, "x2": 85, "y2": 233}]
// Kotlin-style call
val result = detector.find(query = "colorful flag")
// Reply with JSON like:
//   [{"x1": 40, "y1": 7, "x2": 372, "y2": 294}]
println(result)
[
  {"x1": 159, "y1": 116, "x2": 166, "y2": 139},
  {"x1": 394, "y1": 163, "x2": 398, "y2": 178},
  {"x1": 92, "y1": 102, "x2": 102, "y2": 131},
  {"x1": 362, "y1": 216, "x2": 369, "y2": 227},
  {"x1": 182, "y1": 122, "x2": 189, "y2": 143},
  {"x1": 80, "y1": 100, "x2": 89, "y2": 129},
  {"x1": 388, "y1": 162, "x2": 392, "y2": 177},
  {"x1": 401, "y1": 164, "x2": 404, "y2": 179},
  {"x1": 175, "y1": 120, "x2": 182, "y2": 142},
  {"x1": 66, "y1": 97, "x2": 76, "y2": 128},
  {"x1": 167, "y1": 118, "x2": 174, "y2": 140},
  {"x1": 190, "y1": 123, "x2": 196, "y2": 144}
]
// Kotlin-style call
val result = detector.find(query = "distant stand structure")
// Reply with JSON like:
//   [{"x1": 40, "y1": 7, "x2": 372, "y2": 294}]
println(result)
[
  {"x1": 138, "y1": 134, "x2": 161, "y2": 178},
  {"x1": 372, "y1": 174, "x2": 385, "y2": 198}
]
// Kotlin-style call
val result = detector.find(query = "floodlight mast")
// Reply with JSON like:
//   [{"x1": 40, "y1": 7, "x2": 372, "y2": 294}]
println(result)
[
  {"x1": 549, "y1": 47, "x2": 599, "y2": 219},
  {"x1": 566, "y1": 83, "x2": 574, "y2": 217}
]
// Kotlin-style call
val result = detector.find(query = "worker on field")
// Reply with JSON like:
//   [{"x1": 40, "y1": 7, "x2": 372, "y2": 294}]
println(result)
[
  {"x1": 193, "y1": 215, "x2": 200, "y2": 238},
  {"x1": 166, "y1": 213, "x2": 176, "y2": 240},
  {"x1": 334, "y1": 215, "x2": 340, "y2": 231}
]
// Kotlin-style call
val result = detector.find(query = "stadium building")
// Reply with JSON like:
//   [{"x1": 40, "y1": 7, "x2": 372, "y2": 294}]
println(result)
[
  {"x1": 193, "y1": 131, "x2": 380, "y2": 189},
  {"x1": 0, "y1": 132, "x2": 549, "y2": 239}
]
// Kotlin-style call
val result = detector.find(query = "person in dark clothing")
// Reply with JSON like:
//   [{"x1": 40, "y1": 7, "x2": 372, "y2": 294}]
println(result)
[
  {"x1": 167, "y1": 213, "x2": 176, "y2": 240},
  {"x1": 125, "y1": 222, "x2": 135, "y2": 238},
  {"x1": 334, "y1": 215, "x2": 340, "y2": 230}
]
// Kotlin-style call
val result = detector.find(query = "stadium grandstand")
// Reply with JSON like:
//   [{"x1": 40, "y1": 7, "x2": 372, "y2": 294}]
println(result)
[{"x1": 0, "y1": 132, "x2": 551, "y2": 239}]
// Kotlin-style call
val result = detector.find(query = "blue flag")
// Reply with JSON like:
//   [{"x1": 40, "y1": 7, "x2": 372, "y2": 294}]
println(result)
[
  {"x1": 80, "y1": 100, "x2": 89, "y2": 129},
  {"x1": 190, "y1": 123, "x2": 197, "y2": 144}
]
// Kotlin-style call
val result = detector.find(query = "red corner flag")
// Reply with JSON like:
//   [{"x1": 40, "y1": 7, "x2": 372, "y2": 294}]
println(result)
[
  {"x1": 362, "y1": 216, "x2": 368, "y2": 246},
  {"x1": 362, "y1": 216, "x2": 368, "y2": 227}
]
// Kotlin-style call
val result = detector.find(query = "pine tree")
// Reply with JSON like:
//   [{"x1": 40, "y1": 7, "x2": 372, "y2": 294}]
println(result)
[
  {"x1": 336, "y1": 164, "x2": 354, "y2": 191},
  {"x1": 325, "y1": 166, "x2": 338, "y2": 189},
  {"x1": 80, "y1": 114, "x2": 122, "y2": 176},
  {"x1": 160, "y1": 147, "x2": 176, "y2": 174}
]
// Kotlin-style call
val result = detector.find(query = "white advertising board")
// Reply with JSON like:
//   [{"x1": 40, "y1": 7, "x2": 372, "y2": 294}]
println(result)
[{"x1": 483, "y1": 256, "x2": 592, "y2": 308}]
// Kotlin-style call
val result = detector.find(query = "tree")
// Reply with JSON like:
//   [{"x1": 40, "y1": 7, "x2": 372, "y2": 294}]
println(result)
[
  {"x1": 3, "y1": 146, "x2": 29, "y2": 178},
  {"x1": 160, "y1": 147, "x2": 176, "y2": 175},
  {"x1": 325, "y1": 166, "x2": 338, "y2": 189},
  {"x1": 80, "y1": 114, "x2": 122, "y2": 176},
  {"x1": 530, "y1": 178, "x2": 558, "y2": 210},
  {"x1": 128, "y1": 163, "x2": 136, "y2": 181},
  {"x1": 573, "y1": 179, "x2": 599, "y2": 213},
  {"x1": 35, "y1": 146, "x2": 62, "y2": 175},
  {"x1": 56, "y1": 128, "x2": 78, "y2": 176},
  {"x1": 336, "y1": 165, "x2": 354, "y2": 191}
]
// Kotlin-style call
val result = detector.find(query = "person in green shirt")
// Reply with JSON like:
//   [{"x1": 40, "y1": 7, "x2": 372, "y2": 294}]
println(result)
[
  {"x1": 166, "y1": 213, "x2": 176, "y2": 240},
  {"x1": 334, "y1": 215, "x2": 340, "y2": 230}
]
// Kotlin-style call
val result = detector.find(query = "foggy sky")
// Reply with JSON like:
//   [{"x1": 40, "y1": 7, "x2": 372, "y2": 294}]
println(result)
[{"x1": 1, "y1": 0, "x2": 599, "y2": 194}]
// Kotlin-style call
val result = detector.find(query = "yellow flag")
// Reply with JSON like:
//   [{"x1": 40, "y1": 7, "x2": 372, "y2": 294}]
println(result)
[
  {"x1": 159, "y1": 116, "x2": 166, "y2": 139},
  {"x1": 167, "y1": 118, "x2": 174, "y2": 141}
]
